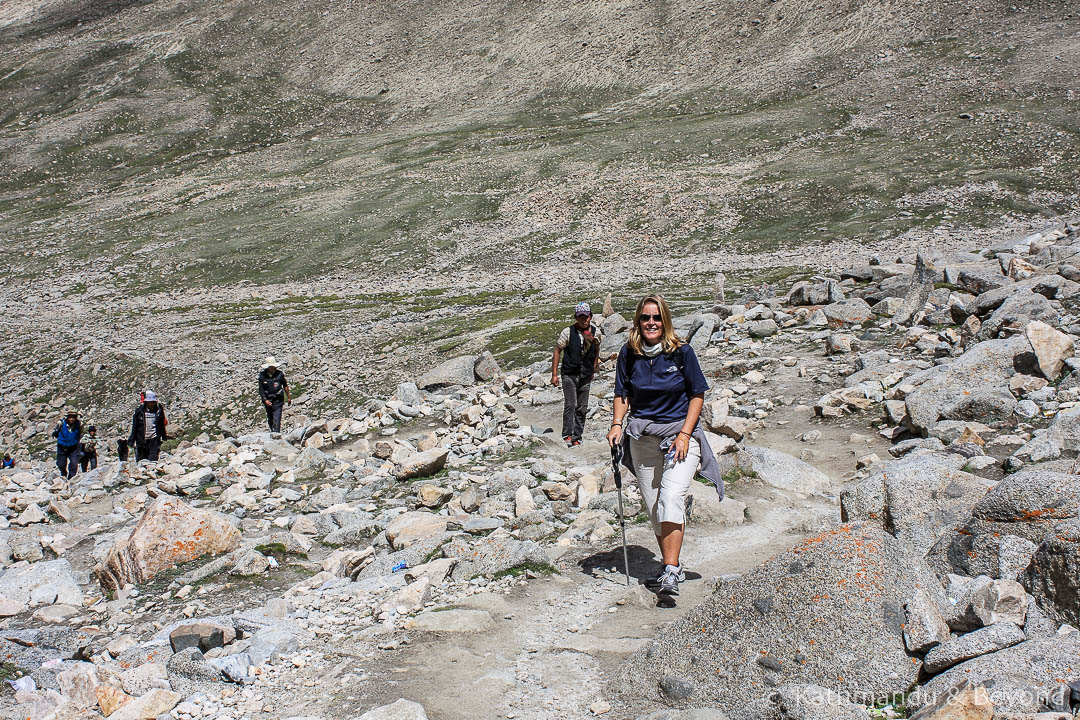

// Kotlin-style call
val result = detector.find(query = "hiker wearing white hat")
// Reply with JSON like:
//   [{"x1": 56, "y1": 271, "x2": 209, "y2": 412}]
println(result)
[
  {"x1": 258, "y1": 356, "x2": 290, "y2": 433},
  {"x1": 128, "y1": 390, "x2": 168, "y2": 462}
]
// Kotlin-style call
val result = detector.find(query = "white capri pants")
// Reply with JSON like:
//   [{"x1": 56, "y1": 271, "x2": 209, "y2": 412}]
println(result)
[{"x1": 629, "y1": 434, "x2": 701, "y2": 535}]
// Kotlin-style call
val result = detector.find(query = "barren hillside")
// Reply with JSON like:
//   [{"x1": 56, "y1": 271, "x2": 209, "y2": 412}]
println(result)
[{"x1": 1, "y1": 0, "x2": 1078, "y2": 444}]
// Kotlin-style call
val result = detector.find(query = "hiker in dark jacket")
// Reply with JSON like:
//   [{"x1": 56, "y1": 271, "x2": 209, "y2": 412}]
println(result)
[
  {"x1": 258, "y1": 356, "x2": 290, "y2": 433},
  {"x1": 79, "y1": 425, "x2": 99, "y2": 472},
  {"x1": 551, "y1": 302, "x2": 603, "y2": 447},
  {"x1": 128, "y1": 391, "x2": 168, "y2": 462},
  {"x1": 52, "y1": 410, "x2": 82, "y2": 478}
]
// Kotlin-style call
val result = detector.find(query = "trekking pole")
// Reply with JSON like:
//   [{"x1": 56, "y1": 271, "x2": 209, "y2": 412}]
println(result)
[{"x1": 610, "y1": 443, "x2": 631, "y2": 586}]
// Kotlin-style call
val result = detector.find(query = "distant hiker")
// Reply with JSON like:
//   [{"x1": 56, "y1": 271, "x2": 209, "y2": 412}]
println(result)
[
  {"x1": 2, "y1": 454, "x2": 14, "y2": 469},
  {"x1": 552, "y1": 302, "x2": 603, "y2": 447},
  {"x1": 52, "y1": 409, "x2": 82, "y2": 479},
  {"x1": 258, "y1": 356, "x2": 291, "y2": 433},
  {"x1": 140, "y1": 390, "x2": 170, "y2": 428},
  {"x1": 128, "y1": 390, "x2": 167, "y2": 462},
  {"x1": 606, "y1": 294, "x2": 722, "y2": 598},
  {"x1": 79, "y1": 425, "x2": 99, "y2": 472}
]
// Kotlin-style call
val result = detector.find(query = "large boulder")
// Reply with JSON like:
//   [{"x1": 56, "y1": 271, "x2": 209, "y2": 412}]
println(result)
[
  {"x1": 0, "y1": 559, "x2": 82, "y2": 607},
  {"x1": 442, "y1": 535, "x2": 549, "y2": 580},
  {"x1": 616, "y1": 523, "x2": 941, "y2": 711},
  {"x1": 396, "y1": 448, "x2": 449, "y2": 480},
  {"x1": 95, "y1": 498, "x2": 241, "y2": 592},
  {"x1": 954, "y1": 265, "x2": 1008, "y2": 295},
  {"x1": 472, "y1": 351, "x2": 501, "y2": 381},
  {"x1": 927, "y1": 468, "x2": 1080, "y2": 578},
  {"x1": 1025, "y1": 320, "x2": 1075, "y2": 381},
  {"x1": 687, "y1": 314, "x2": 718, "y2": 355},
  {"x1": 384, "y1": 512, "x2": 448, "y2": 551},
  {"x1": 1022, "y1": 517, "x2": 1080, "y2": 626},
  {"x1": 743, "y1": 447, "x2": 831, "y2": 495},
  {"x1": 977, "y1": 290, "x2": 1057, "y2": 339},
  {"x1": 903, "y1": 335, "x2": 1032, "y2": 434},
  {"x1": 892, "y1": 254, "x2": 936, "y2": 326},
  {"x1": 822, "y1": 299, "x2": 873, "y2": 327},
  {"x1": 912, "y1": 636, "x2": 1080, "y2": 714},
  {"x1": 840, "y1": 453, "x2": 989, "y2": 557},
  {"x1": 921, "y1": 621, "x2": 1025, "y2": 673},
  {"x1": 1008, "y1": 404, "x2": 1080, "y2": 465},
  {"x1": 787, "y1": 282, "x2": 833, "y2": 306},
  {"x1": 417, "y1": 355, "x2": 477, "y2": 390}
]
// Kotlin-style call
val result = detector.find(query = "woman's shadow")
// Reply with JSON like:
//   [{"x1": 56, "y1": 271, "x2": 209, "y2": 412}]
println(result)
[{"x1": 577, "y1": 545, "x2": 702, "y2": 608}]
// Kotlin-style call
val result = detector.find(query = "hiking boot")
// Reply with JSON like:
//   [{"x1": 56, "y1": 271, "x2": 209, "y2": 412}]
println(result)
[
  {"x1": 645, "y1": 564, "x2": 685, "y2": 589},
  {"x1": 571, "y1": 439, "x2": 582, "y2": 447},
  {"x1": 657, "y1": 565, "x2": 681, "y2": 596},
  {"x1": 563, "y1": 436, "x2": 573, "y2": 447}
]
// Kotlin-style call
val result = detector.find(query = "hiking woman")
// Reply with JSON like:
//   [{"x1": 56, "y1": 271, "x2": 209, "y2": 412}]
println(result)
[{"x1": 606, "y1": 294, "x2": 722, "y2": 596}]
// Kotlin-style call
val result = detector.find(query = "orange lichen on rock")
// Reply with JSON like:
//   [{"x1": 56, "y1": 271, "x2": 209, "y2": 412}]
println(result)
[{"x1": 93, "y1": 496, "x2": 241, "y2": 592}]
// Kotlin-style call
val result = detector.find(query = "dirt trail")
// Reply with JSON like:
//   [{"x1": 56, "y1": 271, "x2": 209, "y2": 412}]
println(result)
[{"x1": 343, "y1": 383, "x2": 873, "y2": 719}]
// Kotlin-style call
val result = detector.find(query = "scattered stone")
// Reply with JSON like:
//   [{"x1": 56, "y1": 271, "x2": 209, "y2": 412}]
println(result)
[
  {"x1": 904, "y1": 588, "x2": 950, "y2": 654},
  {"x1": 922, "y1": 621, "x2": 1026, "y2": 673},
  {"x1": 169, "y1": 622, "x2": 234, "y2": 654},
  {"x1": 417, "y1": 484, "x2": 452, "y2": 507}
]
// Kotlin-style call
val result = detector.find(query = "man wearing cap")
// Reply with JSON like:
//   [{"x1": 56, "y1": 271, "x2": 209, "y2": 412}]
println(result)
[
  {"x1": 258, "y1": 356, "x2": 290, "y2": 433},
  {"x1": 51, "y1": 410, "x2": 82, "y2": 478},
  {"x1": 551, "y1": 302, "x2": 603, "y2": 447},
  {"x1": 128, "y1": 391, "x2": 168, "y2": 462}
]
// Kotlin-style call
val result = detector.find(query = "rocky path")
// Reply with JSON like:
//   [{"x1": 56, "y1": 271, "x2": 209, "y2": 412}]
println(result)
[{"x1": 325, "y1": 402, "x2": 859, "y2": 720}]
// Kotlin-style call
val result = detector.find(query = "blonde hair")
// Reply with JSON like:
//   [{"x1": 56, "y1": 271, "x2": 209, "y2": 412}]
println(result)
[{"x1": 628, "y1": 294, "x2": 682, "y2": 355}]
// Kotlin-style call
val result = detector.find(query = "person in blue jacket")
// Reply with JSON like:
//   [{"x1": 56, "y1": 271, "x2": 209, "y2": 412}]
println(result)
[
  {"x1": 606, "y1": 294, "x2": 722, "y2": 598},
  {"x1": 52, "y1": 409, "x2": 82, "y2": 479}
]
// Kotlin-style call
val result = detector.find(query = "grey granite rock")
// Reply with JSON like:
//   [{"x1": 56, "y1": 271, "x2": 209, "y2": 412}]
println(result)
[
  {"x1": 923, "y1": 621, "x2": 1026, "y2": 673},
  {"x1": 840, "y1": 452, "x2": 987, "y2": 557},
  {"x1": 1023, "y1": 518, "x2": 1080, "y2": 627},
  {"x1": 616, "y1": 523, "x2": 940, "y2": 711},
  {"x1": 928, "y1": 468, "x2": 1080, "y2": 577},
  {"x1": 912, "y1": 636, "x2": 1080, "y2": 714}
]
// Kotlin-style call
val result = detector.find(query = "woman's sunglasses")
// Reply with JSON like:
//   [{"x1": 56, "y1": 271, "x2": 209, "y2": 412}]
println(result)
[{"x1": 639, "y1": 313, "x2": 663, "y2": 322}]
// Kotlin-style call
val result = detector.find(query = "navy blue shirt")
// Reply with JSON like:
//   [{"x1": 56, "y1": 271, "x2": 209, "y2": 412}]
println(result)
[{"x1": 614, "y1": 344, "x2": 709, "y2": 422}]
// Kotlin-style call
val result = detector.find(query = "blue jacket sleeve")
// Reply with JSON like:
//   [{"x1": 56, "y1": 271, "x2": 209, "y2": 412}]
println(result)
[
  {"x1": 614, "y1": 344, "x2": 630, "y2": 398},
  {"x1": 681, "y1": 346, "x2": 709, "y2": 395}
]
